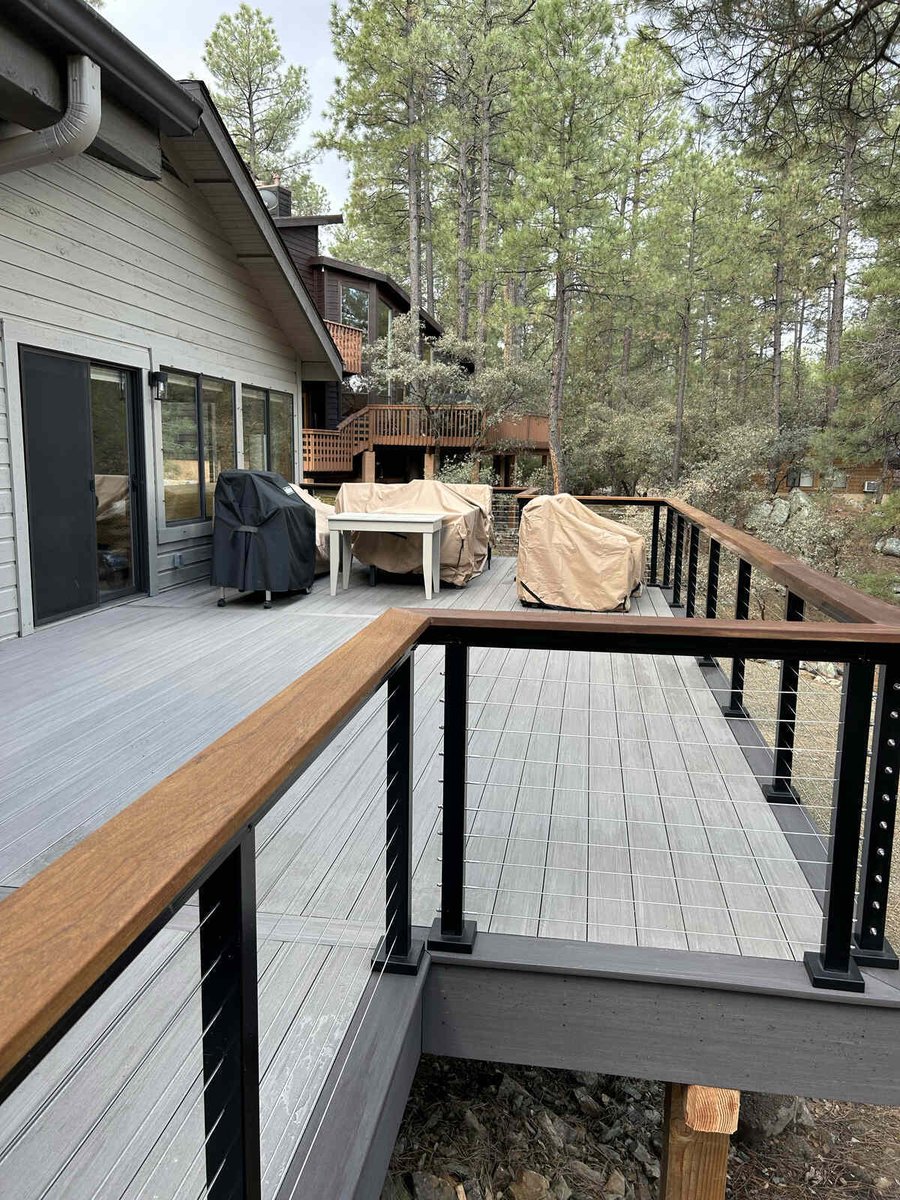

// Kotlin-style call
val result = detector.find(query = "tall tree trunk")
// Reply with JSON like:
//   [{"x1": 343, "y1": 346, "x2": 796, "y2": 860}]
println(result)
[
  {"x1": 456, "y1": 134, "x2": 473, "y2": 339},
  {"x1": 404, "y1": 1, "x2": 421, "y2": 359},
  {"x1": 672, "y1": 309, "x2": 690, "y2": 484},
  {"x1": 772, "y1": 255, "x2": 784, "y2": 431},
  {"x1": 475, "y1": 88, "x2": 492, "y2": 362},
  {"x1": 737, "y1": 336, "x2": 749, "y2": 407},
  {"x1": 621, "y1": 165, "x2": 642, "y2": 384},
  {"x1": 793, "y1": 288, "x2": 806, "y2": 405},
  {"x1": 824, "y1": 131, "x2": 857, "y2": 417},
  {"x1": 672, "y1": 205, "x2": 697, "y2": 483},
  {"x1": 422, "y1": 138, "x2": 435, "y2": 316},
  {"x1": 768, "y1": 252, "x2": 785, "y2": 490},
  {"x1": 699, "y1": 292, "x2": 710, "y2": 367},
  {"x1": 548, "y1": 261, "x2": 570, "y2": 494}
]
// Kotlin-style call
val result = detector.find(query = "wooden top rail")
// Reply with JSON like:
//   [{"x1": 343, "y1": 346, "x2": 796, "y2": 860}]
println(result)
[
  {"x1": 515, "y1": 492, "x2": 900, "y2": 626},
  {"x1": 419, "y1": 610, "x2": 900, "y2": 659},
  {"x1": 0, "y1": 608, "x2": 428, "y2": 1089},
  {"x1": 668, "y1": 497, "x2": 900, "y2": 626}
]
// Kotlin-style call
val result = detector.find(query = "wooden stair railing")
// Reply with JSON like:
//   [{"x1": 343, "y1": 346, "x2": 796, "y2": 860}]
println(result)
[{"x1": 302, "y1": 406, "x2": 554, "y2": 474}]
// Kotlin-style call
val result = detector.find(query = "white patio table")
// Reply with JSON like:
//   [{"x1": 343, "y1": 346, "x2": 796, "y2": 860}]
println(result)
[{"x1": 327, "y1": 511, "x2": 445, "y2": 599}]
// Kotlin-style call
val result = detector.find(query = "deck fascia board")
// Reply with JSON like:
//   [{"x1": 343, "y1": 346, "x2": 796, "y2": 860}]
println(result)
[
  {"x1": 421, "y1": 933, "x2": 900, "y2": 1106},
  {"x1": 275, "y1": 967, "x2": 425, "y2": 1200}
]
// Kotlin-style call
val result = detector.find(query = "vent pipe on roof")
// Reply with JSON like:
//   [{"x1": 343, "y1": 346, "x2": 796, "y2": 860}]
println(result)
[{"x1": 0, "y1": 55, "x2": 101, "y2": 176}]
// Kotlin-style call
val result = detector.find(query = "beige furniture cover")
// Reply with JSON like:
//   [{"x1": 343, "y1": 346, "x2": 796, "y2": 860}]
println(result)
[
  {"x1": 289, "y1": 484, "x2": 333, "y2": 575},
  {"x1": 516, "y1": 493, "x2": 644, "y2": 612},
  {"x1": 334, "y1": 480, "x2": 491, "y2": 586}
]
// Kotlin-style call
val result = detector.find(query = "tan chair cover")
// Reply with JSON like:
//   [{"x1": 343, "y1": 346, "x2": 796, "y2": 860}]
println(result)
[
  {"x1": 441, "y1": 483, "x2": 493, "y2": 568},
  {"x1": 289, "y1": 484, "x2": 333, "y2": 575},
  {"x1": 334, "y1": 480, "x2": 490, "y2": 586},
  {"x1": 516, "y1": 493, "x2": 644, "y2": 612}
]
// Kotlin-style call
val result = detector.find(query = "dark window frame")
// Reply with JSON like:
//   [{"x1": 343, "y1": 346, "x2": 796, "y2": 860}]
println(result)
[{"x1": 160, "y1": 368, "x2": 236, "y2": 526}]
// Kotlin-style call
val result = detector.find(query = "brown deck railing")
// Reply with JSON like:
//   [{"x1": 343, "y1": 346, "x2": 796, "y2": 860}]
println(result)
[
  {"x1": 302, "y1": 403, "x2": 483, "y2": 473},
  {"x1": 302, "y1": 406, "x2": 550, "y2": 473},
  {"x1": 324, "y1": 320, "x2": 364, "y2": 374}
]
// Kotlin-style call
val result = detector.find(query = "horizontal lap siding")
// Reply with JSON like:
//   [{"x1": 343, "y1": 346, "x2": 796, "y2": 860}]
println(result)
[
  {"x1": 0, "y1": 331, "x2": 17, "y2": 639},
  {"x1": 0, "y1": 155, "x2": 301, "y2": 607}
]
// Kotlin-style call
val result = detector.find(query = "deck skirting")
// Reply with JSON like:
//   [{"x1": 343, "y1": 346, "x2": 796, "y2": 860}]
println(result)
[{"x1": 422, "y1": 931, "x2": 900, "y2": 1107}]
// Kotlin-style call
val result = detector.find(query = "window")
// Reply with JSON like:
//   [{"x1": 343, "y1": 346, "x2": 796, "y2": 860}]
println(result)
[
  {"x1": 827, "y1": 468, "x2": 848, "y2": 490},
  {"x1": 799, "y1": 469, "x2": 814, "y2": 488},
  {"x1": 161, "y1": 371, "x2": 236, "y2": 524},
  {"x1": 242, "y1": 385, "x2": 295, "y2": 479},
  {"x1": 269, "y1": 391, "x2": 294, "y2": 480},
  {"x1": 202, "y1": 377, "x2": 236, "y2": 518},
  {"x1": 242, "y1": 386, "x2": 267, "y2": 472},
  {"x1": 341, "y1": 284, "x2": 370, "y2": 331},
  {"x1": 377, "y1": 300, "x2": 392, "y2": 341}
]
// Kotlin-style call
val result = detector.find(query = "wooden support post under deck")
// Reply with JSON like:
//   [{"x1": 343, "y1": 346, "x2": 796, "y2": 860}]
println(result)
[{"x1": 660, "y1": 1084, "x2": 739, "y2": 1200}]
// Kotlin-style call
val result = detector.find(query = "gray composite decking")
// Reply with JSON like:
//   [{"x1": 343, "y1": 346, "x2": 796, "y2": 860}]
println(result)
[{"x1": 0, "y1": 558, "x2": 825, "y2": 1198}]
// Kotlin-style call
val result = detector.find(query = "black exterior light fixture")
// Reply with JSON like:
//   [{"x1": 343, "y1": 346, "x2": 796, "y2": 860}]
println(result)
[{"x1": 149, "y1": 369, "x2": 169, "y2": 399}]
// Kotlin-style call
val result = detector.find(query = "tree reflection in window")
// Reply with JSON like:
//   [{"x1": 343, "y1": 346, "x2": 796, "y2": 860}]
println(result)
[{"x1": 341, "y1": 284, "x2": 370, "y2": 331}]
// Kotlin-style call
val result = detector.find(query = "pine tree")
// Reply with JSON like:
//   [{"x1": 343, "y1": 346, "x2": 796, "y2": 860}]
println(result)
[{"x1": 203, "y1": 4, "x2": 326, "y2": 210}]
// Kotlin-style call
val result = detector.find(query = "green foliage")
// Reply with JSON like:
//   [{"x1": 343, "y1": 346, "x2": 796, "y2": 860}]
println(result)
[
  {"x1": 364, "y1": 312, "x2": 544, "y2": 438},
  {"x1": 321, "y1": 0, "x2": 900, "y2": 529},
  {"x1": 203, "y1": 4, "x2": 319, "y2": 192}
]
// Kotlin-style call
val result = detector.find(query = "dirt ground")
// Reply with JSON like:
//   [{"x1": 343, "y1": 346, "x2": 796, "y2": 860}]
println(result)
[{"x1": 383, "y1": 1059, "x2": 900, "y2": 1200}]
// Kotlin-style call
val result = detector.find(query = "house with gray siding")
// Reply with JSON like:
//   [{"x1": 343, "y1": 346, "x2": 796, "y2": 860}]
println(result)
[{"x1": 0, "y1": 0, "x2": 342, "y2": 638}]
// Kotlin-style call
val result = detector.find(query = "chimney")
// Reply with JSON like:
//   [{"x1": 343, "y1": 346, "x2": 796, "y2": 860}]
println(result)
[{"x1": 258, "y1": 183, "x2": 292, "y2": 217}]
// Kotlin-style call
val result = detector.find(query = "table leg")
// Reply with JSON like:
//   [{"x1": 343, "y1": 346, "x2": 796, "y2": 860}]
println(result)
[
  {"x1": 330, "y1": 530, "x2": 340, "y2": 596},
  {"x1": 342, "y1": 531, "x2": 352, "y2": 589},
  {"x1": 422, "y1": 532, "x2": 433, "y2": 601},
  {"x1": 432, "y1": 528, "x2": 441, "y2": 595}
]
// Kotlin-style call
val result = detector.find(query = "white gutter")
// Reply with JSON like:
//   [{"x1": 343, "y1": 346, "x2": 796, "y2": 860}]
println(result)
[{"x1": 0, "y1": 55, "x2": 101, "y2": 176}]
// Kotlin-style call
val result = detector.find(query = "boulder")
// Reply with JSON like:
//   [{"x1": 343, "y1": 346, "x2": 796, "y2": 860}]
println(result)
[
  {"x1": 382, "y1": 1177, "x2": 413, "y2": 1200},
  {"x1": 604, "y1": 1168, "x2": 627, "y2": 1197},
  {"x1": 410, "y1": 1173, "x2": 457, "y2": 1200},
  {"x1": 787, "y1": 486, "x2": 811, "y2": 517},
  {"x1": 509, "y1": 1168, "x2": 551, "y2": 1199},
  {"x1": 736, "y1": 1094, "x2": 815, "y2": 1147},
  {"x1": 875, "y1": 536, "x2": 900, "y2": 558},
  {"x1": 567, "y1": 1160, "x2": 608, "y2": 1191}
]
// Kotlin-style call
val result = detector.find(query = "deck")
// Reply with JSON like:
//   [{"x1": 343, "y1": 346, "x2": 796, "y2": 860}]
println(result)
[{"x1": 0, "y1": 558, "x2": 825, "y2": 1197}]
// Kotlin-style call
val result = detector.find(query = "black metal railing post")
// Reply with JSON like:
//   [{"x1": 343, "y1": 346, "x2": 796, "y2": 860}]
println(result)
[
  {"x1": 684, "y1": 524, "x2": 700, "y2": 618},
  {"x1": 698, "y1": 538, "x2": 721, "y2": 667},
  {"x1": 649, "y1": 502, "x2": 660, "y2": 587},
  {"x1": 662, "y1": 506, "x2": 673, "y2": 587},
  {"x1": 853, "y1": 662, "x2": 900, "y2": 969},
  {"x1": 378, "y1": 653, "x2": 424, "y2": 974},
  {"x1": 805, "y1": 660, "x2": 875, "y2": 992},
  {"x1": 428, "y1": 641, "x2": 477, "y2": 952},
  {"x1": 763, "y1": 591, "x2": 805, "y2": 805},
  {"x1": 199, "y1": 834, "x2": 262, "y2": 1200},
  {"x1": 670, "y1": 514, "x2": 686, "y2": 609},
  {"x1": 722, "y1": 558, "x2": 752, "y2": 719}
]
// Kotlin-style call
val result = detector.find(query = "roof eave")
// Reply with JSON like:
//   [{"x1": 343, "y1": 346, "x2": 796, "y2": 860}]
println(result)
[
  {"x1": 5, "y1": 0, "x2": 201, "y2": 136},
  {"x1": 179, "y1": 80, "x2": 343, "y2": 380},
  {"x1": 310, "y1": 256, "x2": 443, "y2": 336}
]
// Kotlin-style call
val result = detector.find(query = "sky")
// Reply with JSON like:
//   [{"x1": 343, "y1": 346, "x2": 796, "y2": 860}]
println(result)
[{"x1": 103, "y1": 0, "x2": 351, "y2": 208}]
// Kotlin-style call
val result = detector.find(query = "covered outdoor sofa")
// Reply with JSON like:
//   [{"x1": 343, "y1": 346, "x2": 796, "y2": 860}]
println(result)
[
  {"x1": 516, "y1": 492, "x2": 644, "y2": 612},
  {"x1": 334, "y1": 480, "x2": 492, "y2": 586}
]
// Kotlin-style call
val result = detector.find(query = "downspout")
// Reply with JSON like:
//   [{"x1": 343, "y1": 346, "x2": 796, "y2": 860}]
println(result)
[{"x1": 0, "y1": 55, "x2": 101, "y2": 176}]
